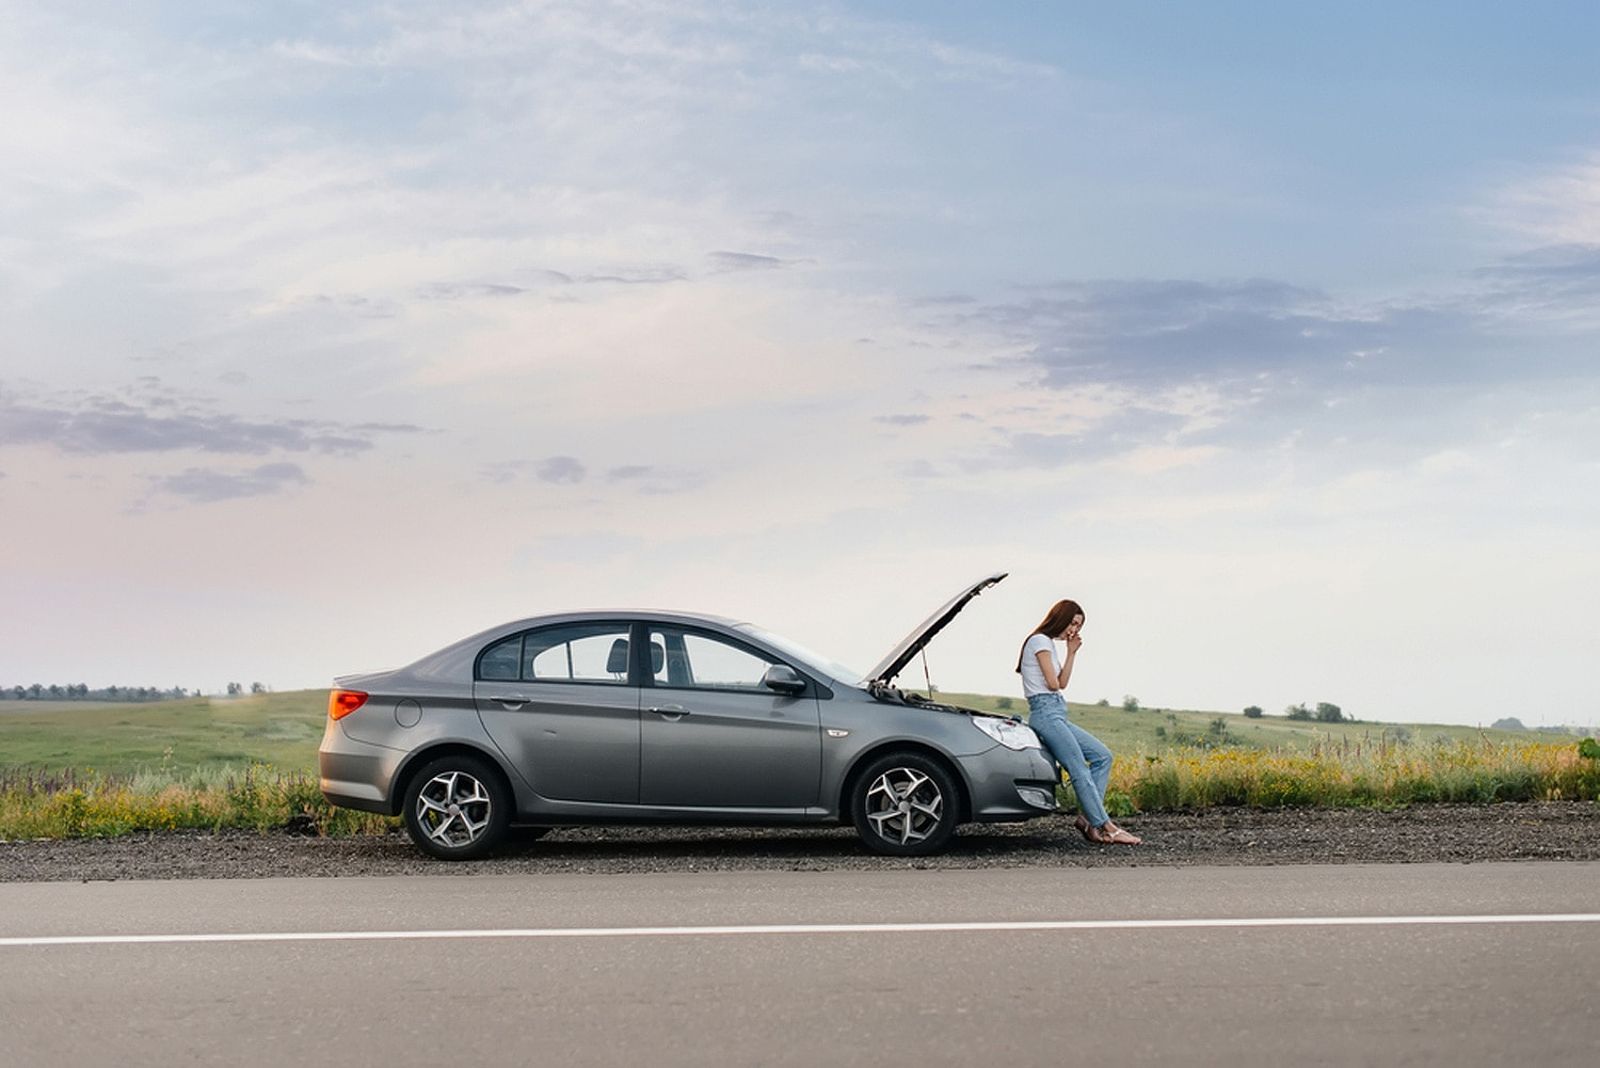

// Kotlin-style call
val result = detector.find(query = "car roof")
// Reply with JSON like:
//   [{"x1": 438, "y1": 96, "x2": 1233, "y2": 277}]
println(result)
[{"x1": 492, "y1": 608, "x2": 747, "y2": 632}]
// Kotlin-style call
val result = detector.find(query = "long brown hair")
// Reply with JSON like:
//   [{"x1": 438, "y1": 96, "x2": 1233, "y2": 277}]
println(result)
[{"x1": 1016, "y1": 599, "x2": 1085, "y2": 672}]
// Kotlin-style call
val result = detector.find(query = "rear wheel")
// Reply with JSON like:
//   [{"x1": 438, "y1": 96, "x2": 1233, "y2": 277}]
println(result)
[
  {"x1": 402, "y1": 754, "x2": 511, "y2": 860},
  {"x1": 850, "y1": 752, "x2": 961, "y2": 856}
]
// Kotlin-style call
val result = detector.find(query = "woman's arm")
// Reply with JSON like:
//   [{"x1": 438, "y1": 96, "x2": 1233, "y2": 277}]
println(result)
[{"x1": 1035, "y1": 637, "x2": 1080, "y2": 691}]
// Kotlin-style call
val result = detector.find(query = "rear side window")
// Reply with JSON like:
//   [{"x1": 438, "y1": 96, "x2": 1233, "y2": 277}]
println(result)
[
  {"x1": 527, "y1": 623, "x2": 633, "y2": 683},
  {"x1": 476, "y1": 623, "x2": 634, "y2": 684},
  {"x1": 478, "y1": 635, "x2": 522, "y2": 680}
]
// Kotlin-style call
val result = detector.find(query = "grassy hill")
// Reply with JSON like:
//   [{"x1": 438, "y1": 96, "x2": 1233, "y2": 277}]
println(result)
[
  {"x1": 938, "y1": 692, "x2": 1544, "y2": 755},
  {"x1": 0, "y1": 688, "x2": 1565, "y2": 778}
]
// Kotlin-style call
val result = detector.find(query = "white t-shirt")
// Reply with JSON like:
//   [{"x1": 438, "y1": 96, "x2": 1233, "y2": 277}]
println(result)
[{"x1": 1019, "y1": 632, "x2": 1060, "y2": 697}]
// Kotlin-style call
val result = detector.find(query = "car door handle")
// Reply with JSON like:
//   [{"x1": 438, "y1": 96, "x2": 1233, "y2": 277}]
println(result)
[
  {"x1": 647, "y1": 705, "x2": 690, "y2": 717},
  {"x1": 494, "y1": 696, "x2": 529, "y2": 708}
]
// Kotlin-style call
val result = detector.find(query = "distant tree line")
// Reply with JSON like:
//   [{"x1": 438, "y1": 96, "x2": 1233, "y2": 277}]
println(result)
[
  {"x1": 1284, "y1": 702, "x2": 1346, "y2": 722},
  {"x1": 2, "y1": 682, "x2": 272, "y2": 701},
  {"x1": 1491, "y1": 717, "x2": 1587, "y2": 735},
  {"x1": 1233, "y1": 701, "x2": 1348, "y2": 722},
  {"x1": 1, "y1": 683, "x2": 195, "y2": 702}
]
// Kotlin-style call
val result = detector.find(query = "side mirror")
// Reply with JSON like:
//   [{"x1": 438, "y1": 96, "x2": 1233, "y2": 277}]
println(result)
[{"x1": 762, "y1": 664, "x2": 806, "y2": 696}]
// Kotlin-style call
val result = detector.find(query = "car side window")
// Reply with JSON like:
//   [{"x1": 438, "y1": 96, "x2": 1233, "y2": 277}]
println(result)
[
  {"x1": 478, "y1": 634, "x2": 522, "y2": 681},
  {"x1": 523, "y1": 623, "x2": 633, "y2": 684},
  {"x1": 648, "y1": 628, "x2": 778, "y2": 691},
  {"x1": 476, "y1": 624, "x2": 634, "y2": 683}
]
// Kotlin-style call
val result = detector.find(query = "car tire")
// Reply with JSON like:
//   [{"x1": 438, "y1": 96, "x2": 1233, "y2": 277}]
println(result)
[
  {"x1": 402, "y1": 753, "x2": 512, "y2": 861},
  {"x1": 850, "y1": 751, "x2": 961, "y2": 857}
]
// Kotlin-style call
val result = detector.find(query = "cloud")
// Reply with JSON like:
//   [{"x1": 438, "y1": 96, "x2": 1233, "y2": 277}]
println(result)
[
  {"x1": 263, "y1": 4, "x2": 1056, "y2": 91},
  {"x1": 965, "y1": 278, "x2": 1384, "y2": 390},
  {"x1": 350, "y1": 421, "x2": 431, "y2": 434},
  {"x1": 418, "y1": 282, "x2": 527, "y2": 300},
  {"x1": 874, "y1": 413, "x2": 930, "y2": 426},
  {"x1": 996, "y1": 409, "x2": 1194, "y2": 470},
  {"x1": 1480, "y1": 153, "x2": 1600, "y2": 245},
  {"x1": 961, "y1": 261, "x2": 1600, "y2": 399},
  {"x1": 707, "y1": 251, "x2": 789, "y2": 273},
  {"x1": 301, "y1": 293, "x2": 401, "y2": 318},
  {"x1": 1473, "y1": 244, "x2": 1600, "y2": 320},
  {"x1": 577, "y1": 266, "x2": 687, "y2": 286},
  {"x1": 892, "y1": 251, "x2": 1600, "y2": 478},
  {"x1": 481, "y1": 455, "x2": 588, "y2": 485},
  {"x1": 606, "y1": 464, "x2": 706, "y2": 495},
  {"x1": 0, "y1": 386, "x2": 424, "y2": 458},
  {"x1": 149, "y1": 463, "x2": 309, "y2": 503},
  {"x1": 536, "y1": 456, "x2": 586, "y2": 484}
]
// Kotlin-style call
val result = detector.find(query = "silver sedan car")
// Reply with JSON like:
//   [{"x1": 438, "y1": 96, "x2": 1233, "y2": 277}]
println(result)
[{"x1": 319, "y1": 573, "x2": 1060, "y2": 859}]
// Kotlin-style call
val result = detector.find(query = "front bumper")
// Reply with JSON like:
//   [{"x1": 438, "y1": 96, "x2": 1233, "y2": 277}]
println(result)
[{"x1": 961, "y1": 744, "x2": 1061, "y2": 821}]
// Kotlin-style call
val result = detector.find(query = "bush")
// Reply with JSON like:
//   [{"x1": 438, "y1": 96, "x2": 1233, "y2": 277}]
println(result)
[
  {"x1": 995, "y1": 696, "x2": 1013, "y2": 711},
  {"x1": 1100, "y1": 739, "x2": 1600, "y2": 813},
  {"x1": 1285, "y1": 703, "x2": 1312, "y2": 721},
  {"x1": 1243, "y1": 705, "x2": 1263, "y2": 718},
  {"x1": 1315, "y1": 702, "x2": 1344, "y2": 723},
  {"x1": 1122, "y1": 695, "x2": 1141, "y2": 713},
  {"x1": 0, "y1": 765, "x2": 397, "y2": 840}
]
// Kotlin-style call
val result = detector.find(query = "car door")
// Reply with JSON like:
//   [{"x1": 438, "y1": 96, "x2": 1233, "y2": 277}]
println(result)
[
  {"x1": 473, "y1": 621, "x2": 641, "y2": 804},
  {"x1": 638, "y1": 625, "x2": 821, "y2": 808}
]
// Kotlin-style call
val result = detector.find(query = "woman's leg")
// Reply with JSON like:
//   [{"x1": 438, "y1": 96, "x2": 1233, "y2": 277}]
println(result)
[
  {"x1": 1061, "y1": 722, "x2": 1139, "y2": 843},
  {"x1": 1066, "y1": 721, "x2": 1113, "y2": 805},
  {"x1": 1027, "y1": 700, "x2": 1111, "y2": 828}
]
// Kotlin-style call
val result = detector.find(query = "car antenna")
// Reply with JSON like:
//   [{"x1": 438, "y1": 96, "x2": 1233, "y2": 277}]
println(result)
[{"x1": 920, "y1": 648, "x2": 935, "y2": 700}]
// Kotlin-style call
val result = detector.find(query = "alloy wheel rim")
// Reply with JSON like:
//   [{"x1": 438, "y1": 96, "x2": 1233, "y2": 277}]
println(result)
[
  {"x1": 416, "y1": 770, "x2": 492, "y2": 848},
  {"x1": 864, "y1": 767, "x2": 944, "y2": 845}
]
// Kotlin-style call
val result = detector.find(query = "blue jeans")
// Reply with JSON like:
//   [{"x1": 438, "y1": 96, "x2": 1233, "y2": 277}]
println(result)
[{"x1": 1026, "y1": 692, "x2": 1113, "y2": 828}]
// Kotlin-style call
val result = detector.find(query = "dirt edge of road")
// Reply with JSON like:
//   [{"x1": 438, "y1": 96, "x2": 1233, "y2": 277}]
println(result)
[{"x1": 3, "y1": 802, "x2": 1597, "y2": 882}]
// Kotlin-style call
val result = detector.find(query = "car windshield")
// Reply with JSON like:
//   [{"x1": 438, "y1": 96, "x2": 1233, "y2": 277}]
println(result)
[{"x1": 732, "y1": 623, "x2": 864, "y2": 685}]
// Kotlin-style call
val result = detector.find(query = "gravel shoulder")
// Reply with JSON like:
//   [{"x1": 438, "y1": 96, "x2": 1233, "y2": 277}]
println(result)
[{"x1": 3, "y1": 801, "x2": 1597, "y2": 882}]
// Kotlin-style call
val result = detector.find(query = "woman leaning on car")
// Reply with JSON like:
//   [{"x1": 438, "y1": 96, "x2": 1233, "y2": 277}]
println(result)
[{"x1": 1017, "y1": 600, "x2": 1140, "y2": 845}]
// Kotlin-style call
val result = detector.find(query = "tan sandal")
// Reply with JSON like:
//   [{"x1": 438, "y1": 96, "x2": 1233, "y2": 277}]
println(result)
[{"x1": 1098, "y1": 823, "x2": 1141, "y2": 845}]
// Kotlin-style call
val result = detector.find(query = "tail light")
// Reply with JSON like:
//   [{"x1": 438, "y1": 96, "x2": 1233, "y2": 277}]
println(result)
[{"x1": 328, "y1": 689, "x2": 369, "y2": 720}]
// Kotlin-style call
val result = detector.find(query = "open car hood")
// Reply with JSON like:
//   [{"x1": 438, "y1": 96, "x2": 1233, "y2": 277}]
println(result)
[{"x1": 862, "y1": 572, "x2": 1007, "y2": 686}]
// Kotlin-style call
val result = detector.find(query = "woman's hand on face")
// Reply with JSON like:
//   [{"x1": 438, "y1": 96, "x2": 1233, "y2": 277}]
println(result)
[{"x1": 1065, "y1": 632, "x2": 1083, "y2": 655}]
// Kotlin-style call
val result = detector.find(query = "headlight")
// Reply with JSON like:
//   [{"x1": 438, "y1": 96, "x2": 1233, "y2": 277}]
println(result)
[{"x1": 971, "y1": 715, "x2": 1042, "y2": 751}]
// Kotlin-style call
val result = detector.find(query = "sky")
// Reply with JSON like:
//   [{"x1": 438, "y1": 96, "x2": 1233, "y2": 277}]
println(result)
[{"x1": 2, "y1": 1, "x2": 1598, "y2": 726}]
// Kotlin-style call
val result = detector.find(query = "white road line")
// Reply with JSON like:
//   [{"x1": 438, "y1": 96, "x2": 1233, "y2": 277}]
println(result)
[{"x1": 3, "y1": 913, "x2": 1600, "y2": 947}]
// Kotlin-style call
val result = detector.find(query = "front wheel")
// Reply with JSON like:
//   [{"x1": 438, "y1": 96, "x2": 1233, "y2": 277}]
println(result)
[
  {"x1": 850, "y1": 752, "x2": 961, "y2": 856},
  {"x1": 402, "y1": 754, "x2": 512, "y2": 860}
]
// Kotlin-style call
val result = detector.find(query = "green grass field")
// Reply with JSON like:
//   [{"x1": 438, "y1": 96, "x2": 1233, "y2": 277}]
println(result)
[
  {"x1": 0, "y1": 692, "x2": 328, "y2": 775},
  {"x1": 0, "y1": 688, "x2": 1560, "y2": 777}
]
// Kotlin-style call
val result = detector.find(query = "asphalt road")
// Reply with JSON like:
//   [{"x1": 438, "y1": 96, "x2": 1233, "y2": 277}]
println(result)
[{"x1": 2, "y1": 862, "x2": 1597, "y2": 1067}]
